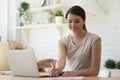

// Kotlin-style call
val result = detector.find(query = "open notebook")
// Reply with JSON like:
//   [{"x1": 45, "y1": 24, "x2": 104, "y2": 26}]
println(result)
[{"x1": 6, "y1": 49, "x2": 49, "y2": 77}]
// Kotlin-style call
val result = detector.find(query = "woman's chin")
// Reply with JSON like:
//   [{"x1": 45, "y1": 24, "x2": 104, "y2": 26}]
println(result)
[{"x1": 72, "y1": 30, "x2": 77, "y2": 33}]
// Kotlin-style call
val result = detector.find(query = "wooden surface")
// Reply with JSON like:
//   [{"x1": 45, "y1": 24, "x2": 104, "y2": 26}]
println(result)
[
  {"x1": 83, "y1": 77, "x2": 120, "y2": 80},
  {"x1": 0, "y1": 75, "x2": 120, "y2": 80}
]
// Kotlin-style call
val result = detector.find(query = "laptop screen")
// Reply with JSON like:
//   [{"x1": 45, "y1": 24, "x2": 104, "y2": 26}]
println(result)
[{"x1": 7, "y1": 49, "x2": 44, "y2": 77}]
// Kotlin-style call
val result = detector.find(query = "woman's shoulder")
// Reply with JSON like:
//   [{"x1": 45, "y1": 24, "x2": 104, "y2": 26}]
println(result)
[
  {"x1": 61, "y1": 34, "x2": 72, "y2": 40},
  {"x1": 87, "y1": 32, "x2": 101, "y2": 39},
  {"x1": 87, "y1": 32, "x2": 101, "y2": 45},
  {"x1": 60, "y1": 34, "x2": 72, "y2": 44}
]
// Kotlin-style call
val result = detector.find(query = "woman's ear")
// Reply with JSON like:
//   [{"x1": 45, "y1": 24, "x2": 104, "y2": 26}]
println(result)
[{"x1": 83, "y1": 20, "x2": 86, "y2": 25}]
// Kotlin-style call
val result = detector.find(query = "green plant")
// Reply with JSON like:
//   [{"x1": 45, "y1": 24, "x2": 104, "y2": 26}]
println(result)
[
  {"x1": 116, "y1": 61, "x2": 120, "y2": 69},
  {"x1": 104, "y1": 59, "x2": 116, "y2": 69},
  {"x1": 53, "y1": 9, "x2": 64, "y2": 16},
  {"x1": 18, "y1": 1, "x2": 30, "y2": 24}
]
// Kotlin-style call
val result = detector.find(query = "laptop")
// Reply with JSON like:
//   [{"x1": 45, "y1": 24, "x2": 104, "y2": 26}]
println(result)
[{"x1": 6, "y1": 49, "x2": 50, "y2": 78}]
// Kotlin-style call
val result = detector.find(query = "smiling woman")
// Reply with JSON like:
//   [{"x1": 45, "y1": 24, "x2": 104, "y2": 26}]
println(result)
[{"x1": 50, "y1": 5, "x2": 101, "y2": 77}]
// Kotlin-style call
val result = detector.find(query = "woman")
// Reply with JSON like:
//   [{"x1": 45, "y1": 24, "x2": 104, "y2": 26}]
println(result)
[{"x1": 50, "y1": 5, "x2": 101, "y2": 77}]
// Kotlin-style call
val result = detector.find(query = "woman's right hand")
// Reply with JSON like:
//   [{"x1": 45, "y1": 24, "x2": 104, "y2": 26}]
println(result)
[{"x1": 50, "y1": 68, "x2": 60, "y2": 77}]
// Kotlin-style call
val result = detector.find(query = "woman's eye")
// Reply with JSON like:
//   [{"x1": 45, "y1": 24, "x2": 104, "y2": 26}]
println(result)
[
  {"x1": 75, "y1": 21, "x2": 80, "y2": 23},
  {"x1": 67, "y1": 20, "x2": 80, "y2": 23}
]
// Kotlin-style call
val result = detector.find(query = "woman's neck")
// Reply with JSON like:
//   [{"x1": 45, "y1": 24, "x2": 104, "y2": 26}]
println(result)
[
  {"x1": 73, "y1": 31, "x2": 87, "y2": 40},
  {"x1": 72, "y1": 31, "x2": 87, "y2": 46}
]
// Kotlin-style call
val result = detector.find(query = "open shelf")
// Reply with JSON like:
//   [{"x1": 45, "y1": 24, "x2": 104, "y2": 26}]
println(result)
[
  {"x1": 11, "y1": 23, "x2": 66, "y2": 30},
  {"x1": 16, "y1": 4, "x2": 67, "y2": 14},
  {"x1": 11, "y1": 23, "x2": 66, "y2": 42}
]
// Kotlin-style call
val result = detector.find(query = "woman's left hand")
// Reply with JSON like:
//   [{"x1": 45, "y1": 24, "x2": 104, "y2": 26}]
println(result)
[{"x1": 62, "y1": 71, "x2": 77, "y2": 77}]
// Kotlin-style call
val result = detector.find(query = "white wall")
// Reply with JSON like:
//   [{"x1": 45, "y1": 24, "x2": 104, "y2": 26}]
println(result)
[
  {"x1": 0, "y1": 0, "x2": 8, "y2": 41},
  {"x1": 8, "y1": 0, "x2": 20, "y2": 41},
  {"x1": 86, "y1": 0, "x2": 120, "y2": 69}
]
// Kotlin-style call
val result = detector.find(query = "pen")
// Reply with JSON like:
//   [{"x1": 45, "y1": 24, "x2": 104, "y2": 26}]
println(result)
[
  {"x1": 50, "y1": 62, "x2": 59, "y2": 77},
  {"x1": 50, "y1": 62, "x2": 55, "y2": 68}
]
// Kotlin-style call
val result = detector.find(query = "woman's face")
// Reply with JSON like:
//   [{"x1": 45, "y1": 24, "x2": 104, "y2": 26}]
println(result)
[{"x1": 67, "y1": 13, "x2": 85, "y2": 33}]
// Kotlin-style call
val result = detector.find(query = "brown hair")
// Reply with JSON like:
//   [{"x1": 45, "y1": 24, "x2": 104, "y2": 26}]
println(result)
[{"x1": 65, "y1": 5, "x2": 87, "y2": 31}]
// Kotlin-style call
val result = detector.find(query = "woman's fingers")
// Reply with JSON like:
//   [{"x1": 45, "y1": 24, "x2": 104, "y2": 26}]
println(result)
[
  {"x1": 62, "y1": 71, "x2": 76, "y2": 77},
  {"x1": 50, "y1": 68, "x2": 59, "y2": 77},
  {"x1": 62, "y1": 71, "x2": 70, "y2": 77},
  {"x1": 50, "y1": 69, "x2": 56, "y2": 77}
]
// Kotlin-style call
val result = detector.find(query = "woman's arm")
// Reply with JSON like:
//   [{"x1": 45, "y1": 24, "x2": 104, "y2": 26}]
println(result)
[
  {"x1": 50, "y1": 40, "x2": 67, "y2": 77},
  {"x1": 62, "y1": 38, "x2": 101, "y2": 77},
  {"x1": 55, "y1": 40, "x2": 67, "y2": 73}
]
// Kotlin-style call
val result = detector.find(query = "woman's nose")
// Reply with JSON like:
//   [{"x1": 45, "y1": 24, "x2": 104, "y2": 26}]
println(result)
[{"x1": 71, "y1": 22, "x2": 76, "y2": 27}]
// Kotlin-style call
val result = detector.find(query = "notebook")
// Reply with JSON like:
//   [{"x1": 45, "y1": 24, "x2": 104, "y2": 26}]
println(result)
[{"x1": 6, "y1": 49, "x2": 50, "y2": 78}]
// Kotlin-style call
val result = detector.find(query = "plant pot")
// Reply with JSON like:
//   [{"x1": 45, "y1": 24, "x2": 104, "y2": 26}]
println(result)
[
  {"x1": 19, "y1": 16, "x2": 30, "y2": 26},
  {"x1": 55, "y1": 16, "x2": 63, "y2": 23}
]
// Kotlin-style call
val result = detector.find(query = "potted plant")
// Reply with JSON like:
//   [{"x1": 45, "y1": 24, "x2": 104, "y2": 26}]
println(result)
[
  {"x1": 104, "y1": 59, "x2": 116, "y2": 69},
  {"x1": 18, "y1": 1, "x2": 30, "y2": 26},
  {"x1": 53, "y1": 9, "x2": 64, "y2": 23},
  {"x1": 116, "y1": 61, "x2": 120, "y2": 69}
]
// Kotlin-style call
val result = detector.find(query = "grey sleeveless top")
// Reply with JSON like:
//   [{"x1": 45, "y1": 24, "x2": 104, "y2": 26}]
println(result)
[{"x1": 61, "y1": 32, "x2": 100, "y2": 71}]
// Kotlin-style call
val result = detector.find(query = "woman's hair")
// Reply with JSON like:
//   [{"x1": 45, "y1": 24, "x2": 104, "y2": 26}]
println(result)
[{"x1": 65, "y1": 5, "x2": 87, "y2": 31}]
